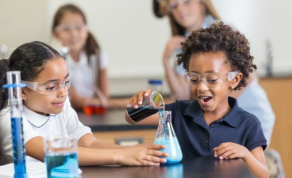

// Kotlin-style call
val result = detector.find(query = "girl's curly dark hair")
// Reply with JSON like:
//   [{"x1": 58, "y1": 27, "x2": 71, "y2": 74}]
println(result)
[{"x1": 177, "y1": 21, "x2": 257, "y2": 90}]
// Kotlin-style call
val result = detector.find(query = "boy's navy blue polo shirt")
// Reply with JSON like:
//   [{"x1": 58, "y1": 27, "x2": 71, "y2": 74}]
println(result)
[{"x1": 165, "y1": 97, "x2": 267, "y2": 158}]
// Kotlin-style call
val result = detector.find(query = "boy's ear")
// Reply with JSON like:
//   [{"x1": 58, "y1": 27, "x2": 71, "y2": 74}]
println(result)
[{"x1": 230, "y1": 73, "x2": 243, "y2": 89}]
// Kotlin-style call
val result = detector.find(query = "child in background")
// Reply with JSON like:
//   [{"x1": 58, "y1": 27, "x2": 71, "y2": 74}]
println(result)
[
  {"x1": 0, "y1": 41, "x2": 167, "y2": 166},
  {"x1": 126, "y1": 22, "x2": 269, "y2": 177},
  {"x1": 52, "y1": 4, "x2": 127, "y2": 110}
]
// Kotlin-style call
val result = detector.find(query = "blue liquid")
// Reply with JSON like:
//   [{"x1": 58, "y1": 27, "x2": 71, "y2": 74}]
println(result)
[
  {"x1": 160, "y1": 111, "x2": 167, "y2": 140},
  {"x1": 154, "y1": 137, "x2": 183, "y2": 164},
  {"x1": 162, "y1": 163, "x2": 183, "y2": 178},
  {"x1": 11, "y1": 117, "x2": 28, "y2": 178},
  {"x1": 45, "y1": 152, "x2": 79, "y2": 178}
]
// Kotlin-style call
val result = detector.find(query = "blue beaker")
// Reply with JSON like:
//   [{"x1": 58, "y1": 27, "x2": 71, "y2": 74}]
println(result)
[
  {"x1": 154, "y1": 111, "x2": 183, "y2": 164},
  {"x1": 44, "y1": 137, "x2": 79, "y2": 178}
]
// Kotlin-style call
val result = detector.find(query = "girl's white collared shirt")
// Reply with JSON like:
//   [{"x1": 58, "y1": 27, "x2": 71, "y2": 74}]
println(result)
[
  {"x1": 66, "y1": 50, "x2": 109, "y2": 98},
  {"x1": 0, "y1": 97, "x2": 91, "y2": 160}
]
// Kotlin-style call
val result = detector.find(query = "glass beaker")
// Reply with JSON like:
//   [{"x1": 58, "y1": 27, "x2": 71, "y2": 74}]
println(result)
[
  {"x1": 154, "y1": 111, "x2": 183, "y2": 164},
  {"x1": 44, "y1": 137, "x2": 79, "y2": 178},
  {"x1": 126, "y1": 90, "x2": 165, "y2": 122}
]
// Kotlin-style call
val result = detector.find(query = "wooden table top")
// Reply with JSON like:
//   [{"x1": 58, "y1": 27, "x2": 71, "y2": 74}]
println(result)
[{"x1": 80, "y1": 157, "x2": 254, "y2": 178}]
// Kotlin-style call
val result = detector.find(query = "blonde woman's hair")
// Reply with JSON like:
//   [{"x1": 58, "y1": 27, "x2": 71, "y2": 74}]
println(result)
[
  {"x1": 168, "y1": 0, "x2": 221, "y2": 36},
  {"x1": 203, "y1": 0, "x2": 220, "y2": 20}
]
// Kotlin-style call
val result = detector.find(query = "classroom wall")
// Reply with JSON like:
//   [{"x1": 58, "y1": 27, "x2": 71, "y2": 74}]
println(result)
[
  {"x1": 0, "y1": 0, "x2": 291, "y2": 78},
  {"x1": 46, "y1": 0, "x2": 171, "y2": 78},
  {"x1": 0, "y1": 0, "x2": 48, "y2": 55}
]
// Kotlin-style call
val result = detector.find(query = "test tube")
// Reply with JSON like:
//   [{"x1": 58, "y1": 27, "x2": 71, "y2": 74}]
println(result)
[{"x1": 3, "y1": 71, "x2": 28, "y2": 178}]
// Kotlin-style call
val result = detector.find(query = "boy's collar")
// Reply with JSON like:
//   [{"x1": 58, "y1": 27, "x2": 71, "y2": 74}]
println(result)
[{"x1": 183, "y1": 97, "x2": 242, "y2": 128}]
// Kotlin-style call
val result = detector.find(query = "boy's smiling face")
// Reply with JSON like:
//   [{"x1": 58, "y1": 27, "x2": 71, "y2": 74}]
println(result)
[{"x1": 188, "y1": 51, "x2": 237, "y2": 113}]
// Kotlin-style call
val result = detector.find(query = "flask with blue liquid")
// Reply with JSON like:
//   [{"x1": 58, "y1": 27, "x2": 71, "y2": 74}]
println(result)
[
  {"x1": 3, "y1": 71, "x2": 28, "y2": 178},
  {"x1": 154, "y1": 111, "x2": 183, "y2": 164},
  {"x1": 126, "y1": 90, "x2": 183, "y2": 164}
]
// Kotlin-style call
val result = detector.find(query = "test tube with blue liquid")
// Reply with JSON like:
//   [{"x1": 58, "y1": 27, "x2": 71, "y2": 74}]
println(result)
[{"x1": 3, "y1": 71, "x2": 28, "y2": 178}]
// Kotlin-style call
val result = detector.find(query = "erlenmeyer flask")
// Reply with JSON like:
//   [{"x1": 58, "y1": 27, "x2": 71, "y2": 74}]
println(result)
[{"x1": 154, "y1": 111, "x2": 183, "y2": 164}]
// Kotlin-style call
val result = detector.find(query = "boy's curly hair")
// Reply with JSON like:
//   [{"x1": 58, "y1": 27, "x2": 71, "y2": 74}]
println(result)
[{"x1": 177, "y1": 21, "x2": 257, "y2": 90}]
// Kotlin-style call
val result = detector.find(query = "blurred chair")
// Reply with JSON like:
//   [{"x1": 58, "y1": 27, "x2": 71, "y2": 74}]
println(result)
[{"x1": 265, "y1": 149, "x2": 285, "y2": 178}]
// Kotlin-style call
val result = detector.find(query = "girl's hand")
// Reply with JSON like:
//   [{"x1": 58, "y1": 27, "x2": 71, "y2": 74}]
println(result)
[
  {"x1": 213, "y1": 142, "x2": 249, "y2": 160},
  {"x1": 85, "y1": 97, "x2": 108, "y2": 107},
  {"x1": 116, "y1": 144, "x2": 168, "y2": 166},
  {"x1": 128, "y1": 89, "x2": 152, "y2": 109},
  {"x1": 162, "y1": 35, "x2": 186, "y2": 63}
]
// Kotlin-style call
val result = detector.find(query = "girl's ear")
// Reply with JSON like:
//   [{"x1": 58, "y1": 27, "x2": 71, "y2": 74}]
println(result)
[
  {"x1": 230, "y1": 72, "x2": 243, "y2": 89},
  {"x1": 22, "y1": 88, "x2": 28, "y2": 101}
]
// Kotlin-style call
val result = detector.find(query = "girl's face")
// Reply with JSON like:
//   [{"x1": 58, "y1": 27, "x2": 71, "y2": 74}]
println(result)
[
  {"x1": 54, "y1": 12, "x2": 88, "y2": 53},
  {"x1": 22, "y1": 57, "x2": 69, "y2": 115},
  {"x1": 188, "y1": 52, "x2": 240, "y2": 113},
  {"x1": 168, "y1": 0, "x2": 206, "y2": 31}
]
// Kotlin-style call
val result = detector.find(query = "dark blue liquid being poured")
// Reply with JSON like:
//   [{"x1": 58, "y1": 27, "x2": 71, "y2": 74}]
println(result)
[{"x1": 127, "y1": 107, "x2": 162, "y2": 122}]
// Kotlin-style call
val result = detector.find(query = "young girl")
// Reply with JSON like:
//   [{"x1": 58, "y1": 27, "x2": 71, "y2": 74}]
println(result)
[
  {"x1": 0, "y1": 41, "x2": 168, "y2": 166},
  {"x1": 52, "y1": 4, "x2": 127, "y2": 109},
  {"x1": 126, "y1": 22, "x2": 269, "y2": 177}
]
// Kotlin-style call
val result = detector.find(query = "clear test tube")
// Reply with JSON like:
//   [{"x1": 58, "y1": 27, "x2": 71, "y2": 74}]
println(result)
[{"x1": 4, "y1": 71, "x2": 28, "y2": 178}]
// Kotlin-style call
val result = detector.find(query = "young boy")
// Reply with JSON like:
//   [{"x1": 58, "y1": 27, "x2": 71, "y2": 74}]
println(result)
[{"x1": 125, "y1": 22, "x2": 269, "y2": 177}]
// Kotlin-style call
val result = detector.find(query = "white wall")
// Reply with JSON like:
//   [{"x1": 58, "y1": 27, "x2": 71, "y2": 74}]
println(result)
[
  {"x1": 0, "y1": 0, "x2": 291, "y2": 78},
  {"x1": 47, "y1": 0, "x2": 171, "y2": 78},
  {"x1": 0, "y1": 0, "x2": 48, "y2": 55}
]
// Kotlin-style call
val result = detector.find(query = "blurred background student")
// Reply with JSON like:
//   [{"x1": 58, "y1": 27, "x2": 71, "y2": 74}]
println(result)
[{"x1": 52, "y1": 4, "x2": 127, "y2": 110}]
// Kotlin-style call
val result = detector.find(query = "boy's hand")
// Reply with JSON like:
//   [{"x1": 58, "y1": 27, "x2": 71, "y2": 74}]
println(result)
[
  {"x1": 115, "y1": 144, "x2": 168, "y2": 166},
  {"x1": 213, "y1": 142, "x2": 249, "y2": 160},
  {"x1": 128, "y1": 89, "x2": 152, "y2": 109}
]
